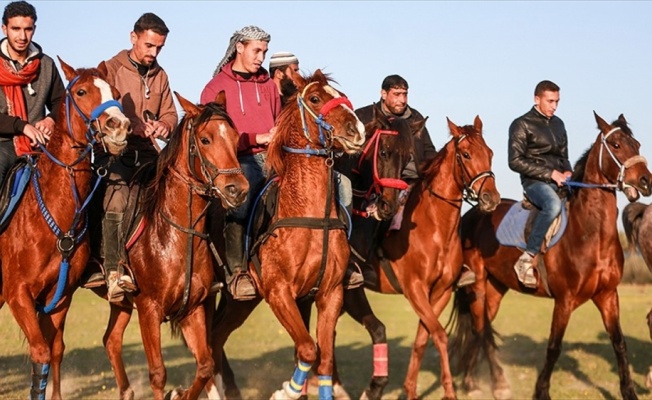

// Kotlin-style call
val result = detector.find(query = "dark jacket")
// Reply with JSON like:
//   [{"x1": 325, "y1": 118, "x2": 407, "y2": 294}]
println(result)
[
  {"x1": 355, "y1": 102, "x2": 437, "y2": 169},
  {"x1": 508, "y1": 106, "x2": 572, "y2": 186}
]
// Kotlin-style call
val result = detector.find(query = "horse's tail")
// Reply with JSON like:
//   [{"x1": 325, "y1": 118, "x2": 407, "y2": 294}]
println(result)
[
  {"x1": 446, "y1": 287, "x2": 498, "y2": 376},
  {"x1": 622, "y1": 202, "x2": 648, "y2": 254}
]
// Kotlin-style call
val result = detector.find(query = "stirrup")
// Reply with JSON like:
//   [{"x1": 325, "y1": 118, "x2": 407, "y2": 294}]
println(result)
[
  {"x1": 456, "y1": 266, "x2": 476, "y2": 288},
  {"x1": 229, "y1": 273, "x2": 256, "y2": 301},
  {"x1": 80, "y1": 258, "x2": 106, "y2": 289},
  {"x1": 344, "y1": 263, "x2": 364, "y2": 290}
]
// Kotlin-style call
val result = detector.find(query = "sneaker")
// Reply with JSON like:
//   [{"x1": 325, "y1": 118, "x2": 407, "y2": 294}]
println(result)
[
  {"x1": 514, "y1": 252, "x2": 537, "y2": 288},
  {"x1": 107, "y1": 271, "x2": 125, "y2": 303},
  {"x1": 229, "y1": 273, "x2": 256, "y2": 301},
  {"x1": 457, "y1": 265, "x2": 476, "y2": 288},
  {"x1": 345, "y1": 270, "x2": 364, "y2": 290}
]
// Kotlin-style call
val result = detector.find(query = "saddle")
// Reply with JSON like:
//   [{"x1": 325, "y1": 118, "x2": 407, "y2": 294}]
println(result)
[{"x1": 0, "y1": 157, "x2": 32, "y2": 234}]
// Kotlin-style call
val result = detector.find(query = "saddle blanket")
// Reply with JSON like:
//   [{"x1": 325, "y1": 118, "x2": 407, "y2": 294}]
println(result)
[{"x1": 496, "y1": 201, "x2": 567, "y2": 250}]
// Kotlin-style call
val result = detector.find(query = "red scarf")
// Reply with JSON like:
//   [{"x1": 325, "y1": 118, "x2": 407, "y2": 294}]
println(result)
[{"x1": 0, "y1": 57, "x2": 41, "y2": 156}]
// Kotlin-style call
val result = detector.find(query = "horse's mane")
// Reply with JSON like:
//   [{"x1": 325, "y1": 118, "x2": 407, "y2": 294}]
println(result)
[
  {"x1": 570, "y1": 118, "x2": 634, "y2": 196},
  {"x1": 266, "y1": 71, "x2": 335, "y2": 177},
  {"x1": 422, "y1": 136, "x2": 450, "y2": 184},
  {"x1": 141, "y1": 102, "x2": 235, "y2": 218}
]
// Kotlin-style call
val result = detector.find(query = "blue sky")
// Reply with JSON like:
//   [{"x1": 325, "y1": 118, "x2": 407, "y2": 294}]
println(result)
[{"x1": 30, "y1": 1, "x2": 652, "y2": 224}]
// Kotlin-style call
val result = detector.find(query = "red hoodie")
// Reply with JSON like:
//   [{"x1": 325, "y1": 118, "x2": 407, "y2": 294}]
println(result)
[{"x1": 200, "y1": 61, "x2": 281, "y2": 156}]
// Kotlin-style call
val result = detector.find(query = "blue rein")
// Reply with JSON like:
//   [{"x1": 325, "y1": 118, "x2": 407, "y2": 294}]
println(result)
[{"x1": 35, "y1": 76, "x2": 122, "y2": 314}]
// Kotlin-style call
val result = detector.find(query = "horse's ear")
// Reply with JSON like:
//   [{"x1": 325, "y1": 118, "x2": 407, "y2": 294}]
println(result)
[
  {"x1": 214, "y1": 90, "x2": 227, "y2": 108},
  {"x1": 96, "y1": 61, "x2": 108, "y2": 78},
  {"x1": 58, "y1": 56, "x2": 76, "y2": 82},
  {"x1": 473, "y1": 115, "x2": 483, "y2": 133},
  {"x1": 618, "y1": 113, "x2": 628, "y2": 125},
  {"x1": 446, "y1": 117, "x2": 461, "y2": 138},
  {"x1": 288, "y1": 66, "x2": 306, "y2": 92},
  {"x1": 411, "y1": 116, "x2": 428, "y2": 139},
  {"x1": 174, "y1": 91, "x2": 201, "y2": 118},
  {"x1": 593, "y1": 111, "x2": 610, "y2": 133}
]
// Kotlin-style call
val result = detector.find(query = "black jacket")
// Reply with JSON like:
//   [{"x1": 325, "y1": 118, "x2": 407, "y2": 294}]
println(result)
[{"x1": 508, "y1": 106, "x2": 572, "y2": 186}]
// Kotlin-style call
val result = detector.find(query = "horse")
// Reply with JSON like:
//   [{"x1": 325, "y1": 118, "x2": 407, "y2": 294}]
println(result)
[
  {"x1": 0, "y1": 59, "x2": 130, "y2": 400},
  {"x1": 449, "y1": 113, "x2": 652, "y2": 400},
  {"x1": 621, "y1": 200, "x2": 652, "y2": 388},
  {"x1": 326, "y1": 116, "x2": 498, "y2": 400},
  {"x1": 203, "y1": 69, "x2": 366, "y2": 400},
  {"x1": 95, "y1": 92, "x2": 249, "y2": 400}
]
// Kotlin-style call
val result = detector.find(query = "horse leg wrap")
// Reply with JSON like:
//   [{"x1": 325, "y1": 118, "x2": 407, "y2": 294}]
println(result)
[
  {"x1": 373, "y1": 343, "x2": 389, "y2": 377},
  {"x1": 30, "y1": 362, "x2": 49, "y2": 400},
  {"x1": 318, "y1": 375, "x2": 333, "y2": 400},
  {"x1": 285, "y1": 360, "x2": 311, "y2": 398}
]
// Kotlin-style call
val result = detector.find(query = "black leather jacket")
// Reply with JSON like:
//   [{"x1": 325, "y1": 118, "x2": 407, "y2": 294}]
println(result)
[{"x1": 508, "y1": 107, "x2": 572, "y2": 186}]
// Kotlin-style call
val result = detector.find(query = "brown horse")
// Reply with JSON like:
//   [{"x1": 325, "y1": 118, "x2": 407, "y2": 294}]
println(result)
[
  {"x1": 334, "y1": 116, "x2": 499, "y2": 400},
  {"x1": 97, "y1": 92, "x2": 248, "y2": 400},
  {"x1": 204, "y1": 69, "x2": 365, "y2": 400},
  {"x1": 449, "y1": 113, "x2": 652, "y2": 400},
  {"x1": 621, "y1": 200, "x2": 652, "y2": 388},
  {"x1": 0, "y1": 59, "x2": 129, "y2": 400}
]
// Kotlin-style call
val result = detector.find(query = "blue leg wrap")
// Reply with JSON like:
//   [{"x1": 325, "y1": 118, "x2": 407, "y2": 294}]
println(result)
[
  {"x1": 318, "y1": 375, "x2": 333, "y2": 400},
  {"x1": 30, "y1": 362, "x2": 50, "y2": 400},
  {"x1": 288, "y1": 360, "x2": 312, "y2": 395}
]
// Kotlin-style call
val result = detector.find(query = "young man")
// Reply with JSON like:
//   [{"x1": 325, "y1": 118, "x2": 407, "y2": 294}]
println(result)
[
  {"x1": 89, "y1": 13, "x2": 178, "y2": 302},
  {"x1": 201, "y1": 25, "x2": 281, "y2": 301},
  {"x1": 0, "y1": 0, "x2": 64, "y2": 185},
  {"x1": 268, "y1": 51, "x2": 299, "y2": 106},
  {"x1": 507, "y1": 80, "x2": 572, "y2": 288}
]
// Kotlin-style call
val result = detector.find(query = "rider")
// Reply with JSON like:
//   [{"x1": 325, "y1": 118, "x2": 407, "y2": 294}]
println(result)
[
  {"x1": 88, "y1": 13, "x2": 178, "y2": 303},
  {"x1": 507, "y1": 80, "x2": 572, "y2": 288},
  {"x1": 0, "y1": 0, "x2": 64, "y2": 187},
  {"x1": 200, "y1": 25, "x2": 281, "y2": 301},
  {"x1": 268, "y1": 51, "x2": 299, "y2": 107},
  {"x1": 345, "y1": 74, "x2": 437, "y2": 288}
]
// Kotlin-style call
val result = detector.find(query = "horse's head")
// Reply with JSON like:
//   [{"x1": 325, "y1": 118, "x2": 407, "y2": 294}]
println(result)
[
  {"x1": 288, "y1": 69, "x2": 365, "y2": 154},
  {"x1": 355, "y1": 104, "x2": 416, "y2": 220},
  {"x1": 58, "y1": 57, "x2": 129, "y2": 155},
  {"x1": 589, "y1": 112, "x2": 652, "y2": 201},
  {"x1": 445, "y1": 116, "x2": 500, "y2": 212},
  {"x1": 172, "y1": 92, "x2": 249, "y2": 209}
]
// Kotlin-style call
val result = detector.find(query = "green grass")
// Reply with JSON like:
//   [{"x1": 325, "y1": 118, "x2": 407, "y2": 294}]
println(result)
[{"x1": 1, "y1": 283, "x2": 652, "y2": 399}]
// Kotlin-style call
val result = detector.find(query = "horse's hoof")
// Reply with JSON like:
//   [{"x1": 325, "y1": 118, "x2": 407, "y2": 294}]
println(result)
[
  {"x1": 333, "y1": 383, "x2": 351, "y2": 400},
  {"x1": 646, "y1": 367, "x2": 652, "y2": 389},
  {"x1": 465, "y1": 388, "x2": 482, "y2": 397},
  {"x1": 269, "y1": 381, "x2": 300, "y2": 400},
  {"x1": 493, "y1": 387, "x2": 512, "y2": 400},
  {"x1": 165, "y1": 387, "x2": 185, "y2": 400},
  {"x1": 121, "y1": 387, "x2": 135, "y2": 400}
]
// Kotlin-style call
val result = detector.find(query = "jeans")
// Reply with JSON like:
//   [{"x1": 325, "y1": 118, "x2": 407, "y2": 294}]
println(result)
[
  {"x1": 335, "y1": 171, "x2": 352, "y2": 212},
  {"x1": 230, "y1": 153, "x2": 268, "y2": 222},
  {"x1": 523, "y1": 181, "x2": 562, "y2": 255},
  {"x1": 0, "y1": 139, "x2": 17, "y2": 188}
]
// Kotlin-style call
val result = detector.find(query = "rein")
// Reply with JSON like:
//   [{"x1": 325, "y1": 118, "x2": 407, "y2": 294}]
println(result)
[{"x1": 36, "y1": 76, "x2": 122, "y2": 314}]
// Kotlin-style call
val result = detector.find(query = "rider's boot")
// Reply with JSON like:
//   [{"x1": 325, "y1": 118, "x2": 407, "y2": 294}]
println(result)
[
  {"x1": 103, "y1": 212, "x2": 135, "y2": 302},
  {"x1": 224, "y1": 220, "x2": 256, "y2": 301}
]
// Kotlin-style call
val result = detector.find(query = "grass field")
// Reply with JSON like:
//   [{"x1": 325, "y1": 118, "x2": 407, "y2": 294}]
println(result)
[{"x1": 1, "y1": 281, "x2": 651, "y2": 399}]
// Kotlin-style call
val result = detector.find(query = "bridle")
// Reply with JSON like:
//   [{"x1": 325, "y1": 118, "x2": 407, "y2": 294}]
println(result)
[
  {"x1": 597, "y1": 127, "x2": 647, "y2": 191},
  {"x1": 453, "y1": 133, "x2": 495, "y2": 204}
]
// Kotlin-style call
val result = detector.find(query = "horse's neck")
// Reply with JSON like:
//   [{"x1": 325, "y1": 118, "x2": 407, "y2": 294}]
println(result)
[
  {"x1": 158, "y1": 170, "x2": 210, "y2": 228},
  {"x1": 568, "y1": 180, "x2": 618, "y2": 235},
  {"x1": 277, "y1": 156, "x2": 337, "y2": 218}
]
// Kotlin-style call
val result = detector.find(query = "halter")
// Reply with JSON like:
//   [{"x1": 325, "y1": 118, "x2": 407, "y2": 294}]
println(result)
[
  {"x1": 454, "y1": 134, "x2": 495, "y2": 204},
  {"x1": 352, "y1": 128, "x2": 409, "y2": 216},
  {"x1": 182, "y1": 112, "x2": 244, "y2": 206},
  {"x1": 286, "y1": 81, "x2": 354, "y2": 156}
]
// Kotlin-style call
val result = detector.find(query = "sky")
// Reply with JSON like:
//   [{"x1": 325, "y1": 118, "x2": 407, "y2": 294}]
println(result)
[{"x1": 27, "y1": 1, "x2": 652, "y2": 227}]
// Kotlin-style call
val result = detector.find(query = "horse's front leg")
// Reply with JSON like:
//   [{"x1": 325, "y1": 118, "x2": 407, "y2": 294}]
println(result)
[
  {"x1": 42, "y1": 296, "x2": 74, "y2": 400},
  {"x1": 314, "y1": 285, "x2": 344, "y2": 400},
  {"x1": 103, "y1": 303, "x2": 135, "y2": 400},
  {"x1": 4, "y1": 285, "x2": 52, "y2": 400},
  {"x1": 593, "y1": 290, "x2": 637, "y2": 400},
  {"x1": 135, "y1": 299, "x2": 167, "y2": 400},
  {"x1": 534, "y1": 299, "x2": 572, "y2": 400},
  {"x1": 343, "y1": 286, "x2": 387, "y2": 400},
  {"x1": 176, "y1": 303, "x2": 214, "y2": 399}
]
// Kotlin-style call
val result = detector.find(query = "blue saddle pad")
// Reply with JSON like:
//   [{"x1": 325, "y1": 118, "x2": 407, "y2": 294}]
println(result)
[
  {"x1": 496, "y1": 201, "x2": 567, "y2": 250},
  {"x1": 0, "y1": 163, "x2": 32, "y2": 229}
]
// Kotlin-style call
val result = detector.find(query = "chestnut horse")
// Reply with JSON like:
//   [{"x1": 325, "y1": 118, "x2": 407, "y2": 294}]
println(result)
[
  {"x1": 204, "y1": 69, "x2": 366, "y2": 400},
  {"x1": 621, "y1": 200, "x2": 652, "y2": 388},
  {"x1": 0, "y1": 59, "x2": 129, "y2": 400},
  {"x1": 334, "y1": 116, "x2": 499, "y2": 400},
  {"x1": 97, "y1": 92, "x2": 248, "y2": 400},
  {"x1": 449, "y1": 113, "x2": 652, "y2": 400}
]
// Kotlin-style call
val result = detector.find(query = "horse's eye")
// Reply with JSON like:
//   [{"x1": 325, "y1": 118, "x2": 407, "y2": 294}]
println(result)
[
  {"x1": 380, "y1": 150, "x2": 388, "y2": 158},
  {"x1": 611, "y1": 142, "x2": 620, "y2": 149},
  {"x1": 310, "y1": 95, "x2": 320, "y2": 104},
  {"x1": 463, "y1": 152, "x2": 471, "y2": 159},
  {"x1": 200, "y1": 137, "x2": 210, "y2": 145},
  {"x1": 76, "y1": 89, "x2": 86, "y2": 96}
]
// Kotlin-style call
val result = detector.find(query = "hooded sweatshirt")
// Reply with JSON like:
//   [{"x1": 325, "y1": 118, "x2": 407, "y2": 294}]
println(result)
[
  {"x1": 200, "y1": 60, "x2": 281, "y2": 156},
  {"x1": 104, "y1": 49, "x2": 178, "y2": 152}
]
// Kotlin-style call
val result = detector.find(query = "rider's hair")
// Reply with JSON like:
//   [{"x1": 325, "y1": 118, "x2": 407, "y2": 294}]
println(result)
[
  {"x1": 534, "y1": 80, "x2": 560, "y2": 96},
  {"x1": 133, "y1": 12, "x2": 169, "y2": 36},
  {"x1": 381, "y1": 75, "x2": 409, "y2": 92},
  {"x1": 2, "y1": 1, "x2": 37, "y2": 26}
]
